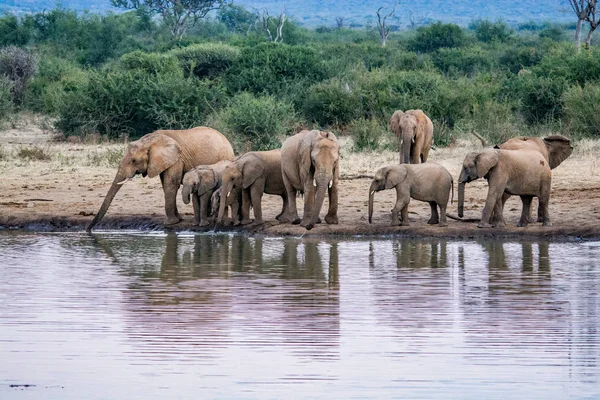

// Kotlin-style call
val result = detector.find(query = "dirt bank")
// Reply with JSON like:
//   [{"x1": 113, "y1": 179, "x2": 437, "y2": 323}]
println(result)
[{"x1": 1, "y1": 121, "x2": 599, "y2": 239}]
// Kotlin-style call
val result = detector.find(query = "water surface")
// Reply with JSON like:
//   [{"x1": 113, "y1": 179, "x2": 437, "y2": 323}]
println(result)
[{"x1": 1, "y1": 232, "x2": 599, "y2": 399}]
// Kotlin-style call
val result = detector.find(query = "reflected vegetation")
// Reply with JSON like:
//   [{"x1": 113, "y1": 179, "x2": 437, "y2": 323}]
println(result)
[{"x1": 1, "y1": 232, "x2": 599, "y2": 399}]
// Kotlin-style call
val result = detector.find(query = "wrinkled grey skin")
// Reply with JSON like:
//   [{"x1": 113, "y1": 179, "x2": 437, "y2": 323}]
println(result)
[{"x1": 368, "y1": 163, "x2": 453, "y2": 226}]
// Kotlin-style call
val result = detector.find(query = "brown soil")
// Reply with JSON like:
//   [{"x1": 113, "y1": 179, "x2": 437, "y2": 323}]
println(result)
[{"x1": 1, "y1": 121, "x2": 599, "y2": 239}]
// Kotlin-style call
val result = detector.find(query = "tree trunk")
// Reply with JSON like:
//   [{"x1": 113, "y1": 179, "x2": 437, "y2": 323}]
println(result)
[
  {"x1": 576, "y1": 18, "x2": 584, "y2": 52},
  {"x1": 585, "y1": 25, "x2": 597, "y2": 49}
]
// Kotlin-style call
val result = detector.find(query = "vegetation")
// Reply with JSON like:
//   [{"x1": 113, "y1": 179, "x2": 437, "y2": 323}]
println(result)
[{"x1": 0, "y1": 7, "x2": 599, "y2": 150}]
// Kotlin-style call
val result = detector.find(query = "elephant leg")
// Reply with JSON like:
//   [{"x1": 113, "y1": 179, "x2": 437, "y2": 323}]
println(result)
[
  {"x1": 400, "y1": 202, "x2": 410, "y2": 226},
  {"x1": 281, "y1": 173, "x2": 300, "y2": 224},
  {"x1": 324, "y1": 175, "x2": 339, "y2": 225},
  {"x1": 438, "y1": 203, "x2": 448, "y2": 227},
  {"x1": 535, "y1": 198, "x2": 544, "y2": 223},
  {"x1": 160, "y1": 171, "x2": 183, "y2": 225},
  {"x1": 410, "y1": 146, "x2": 421, "y2": 164},
  {"x1": 517, "y1": 195, "x2": 533, "y2": 227},
  {"x1": 199, "y1": 193, "x2": 211, "y2": 227},
  {"x1": 240, "y1": 188, "x2": 253, "y2": 225},
  {"x1": 300, "y1": 180, "x2": 316, "y2": 227},
  {"x1": 539, "y1": 181, "x2": 552, "y2": 227},
  {"x1": 478, "y1": 184, "x2": 504, "y2": 228},
  {"x1": 421, "y1": 146, "x2": 430, "y2": 163},
  {"x1": 250, "y1": 180, "x2": 265, "y2": 225},
  {"x1": 192, "y1": 193, "x2": 201, "y2": 225},
  {"x1": 427, "y1": 201, "x2": 439, "y2": 224},
  {"x1": 275, "y1": 192, "x2": 288, "y2": 221}
]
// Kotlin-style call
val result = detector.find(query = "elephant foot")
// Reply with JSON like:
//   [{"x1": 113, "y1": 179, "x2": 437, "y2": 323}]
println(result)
[
  {"x1": 400, "y1": 221, "x2": 410, "y2": 227},
  {"x1": 542, "y1": 221, "x2": 552, "y2": 227},
  {"x1": 291, "y1": 217, "x2": 302, "y2": 225},
  {"x1": 165, "y1": 216, "x2": 182, "y2": 226},
  {"x1": 427, "y1": 218, "x2": 439, "y2": 225},
  {"x1": 324, "y1": 214, "x2": 338, "y2": 225},
  {"x1": 537, "y1": 217, "x2": 545, "y2": 223},
  {"x1": 199, "y1": 220, "x2": 211, "y2": 227},
  {"x1": 305, "y1": 222, "x2": 314, "y2": 231},
  {"x1": 438, "y1": 222, "x2": 448, "y2": 227},
  {"x1": 252, "y1": 219, "x2": 265, "y2": 226},
  {"x1": 299, "y1": 218, "x2": 311, "y2": 227},
  {"x1": 315, "y1": 217, "x2": 322, "y2": 224},
  {"x1": 390, "y1": 220, "x2": 401, "y2": 226},
  {"x1": 492, "y1": 221, "x2": 506, "y2": 228},
  {"x1": 477, "y1": 222, "x2": 492, "y2": 228},
  {"x1": 240, "y1": 219, "x2": 253, "y2": 225},
  {"x1": 516, "y1": 220, "x2": 529, "y2": 228}
]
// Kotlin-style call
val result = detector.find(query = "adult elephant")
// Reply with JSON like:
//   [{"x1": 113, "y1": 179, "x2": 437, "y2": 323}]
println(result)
[
  {"x1": 464, "y1": 133, "x2": 573, "y2": 222},
  {"x1": 389, "y1": 109, "x2": 434, "y2": 164},
  {"x1": 87, "y1": 127, "x2": 234, "y2": 232},
  {"x1": 280, "y1": 130, "x2": 340, "y2": 230}
]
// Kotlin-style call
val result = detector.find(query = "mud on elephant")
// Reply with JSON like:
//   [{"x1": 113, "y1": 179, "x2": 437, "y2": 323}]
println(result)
[
  {"x1": 216, "y1": 149, "x2": 288, "y2": 226},
  {"x1": 87, "y1": 126, "x2": 234, "y2": 232},
  {"x1": 368, "y1": 163, "x2": 453, "y2": 226},
  {"x1": 389, "y1": 109, "x2": 434, "y2": 164},
  {"x1": 457, "y1": 148, "x2": 552, "y2": 228},
  {"x1": 280, "y1": 130, "x2": 340, "y2": 230}
]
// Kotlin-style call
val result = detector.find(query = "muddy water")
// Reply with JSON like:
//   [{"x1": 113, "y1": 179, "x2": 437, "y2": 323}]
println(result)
[{"x1": 1, "y1": 232, "x2": 599, "y2": 399}]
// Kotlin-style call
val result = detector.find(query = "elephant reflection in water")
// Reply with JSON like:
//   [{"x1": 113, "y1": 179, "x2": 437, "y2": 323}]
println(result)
[{"x1": 104, "y1": 233, "x2": 340, "y2": 361}]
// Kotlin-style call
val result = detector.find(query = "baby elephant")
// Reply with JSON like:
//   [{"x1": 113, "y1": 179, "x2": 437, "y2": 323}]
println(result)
[
  {"x1": 210, "y1": 188, "x2": 241, "y2": 226},
  {"x1": 181, "y1": 160, "x2": 239, "y2": 227},
  {"x1": 368, "y1": 163, "x2": 453, "y2": 226}
]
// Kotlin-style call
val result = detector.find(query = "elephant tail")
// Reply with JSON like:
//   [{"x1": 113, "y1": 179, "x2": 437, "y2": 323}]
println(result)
[{"x1": 450, "y1": 177, "x2": 454, "y2": 205}]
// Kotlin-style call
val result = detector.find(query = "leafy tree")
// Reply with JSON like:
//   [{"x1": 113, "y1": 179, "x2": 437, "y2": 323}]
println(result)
[
  {"x1": 470, "y1": 19, "x2": 513, "y2": 43},
  {"x1": 407, "y1": 22, "x2": 467, "y2": 53},
  {"x1": 111, "y1": 0, "x2": 228, "y2": 39}
]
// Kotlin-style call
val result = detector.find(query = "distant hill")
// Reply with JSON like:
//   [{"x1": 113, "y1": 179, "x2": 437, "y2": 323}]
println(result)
[{"x1": 0, "y1": 0, "x2": 574, "y2": 27}]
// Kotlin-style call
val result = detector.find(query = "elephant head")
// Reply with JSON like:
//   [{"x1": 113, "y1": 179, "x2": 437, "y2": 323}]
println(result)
[
  {"x1": 181, "y1": 168, "x2": 217, "y2": 205},
  {"x1": 305, "y1": 130, "x2": 339, "y2": 230},
  {"x1": 216, "y1": 155, "x2": 255, "y2": 225},
  {"x1": 457, "y1": 149, "x2": 499, "y2": 217},
  {"x1": 390, "y1": 110, "x2": 426, "y2": 164},
  {"x1": 86, "y1": 133, "x2": 181, "y2": 232},
  {"x1": 542, "y1": 135, "x2": 573, "y2": 169},
  {"x1": 368, "y1": 166, "x2": 408, "y2": 223}
]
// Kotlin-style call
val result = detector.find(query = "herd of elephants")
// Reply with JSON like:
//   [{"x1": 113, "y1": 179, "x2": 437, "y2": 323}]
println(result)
[{"x1": 85, "y1": 109, "x2": 574, "y2": 232}]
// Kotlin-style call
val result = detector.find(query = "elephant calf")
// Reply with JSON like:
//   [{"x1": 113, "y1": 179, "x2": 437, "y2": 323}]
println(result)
[
  {"x1": 368, "y1": 163, "x2": 453, "y2": 226},
  {"x1": 181, "y1": 161, "x2": 240, "y2": 227}
]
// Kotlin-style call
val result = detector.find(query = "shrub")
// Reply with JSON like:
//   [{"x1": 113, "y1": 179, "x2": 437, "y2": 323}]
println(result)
[
  {"x1": 17, "y1": 145, "x2": 51, "y2": 161},
  {"x1": 0, "y1": 77, "x2": 13, "y2": 120},
  {"x1": 213, "y1": 92, "x2": 296, "y2": 151},
  {"x1": 407, "y1": 22, "x2": 467, "y2": 53},
  {"x1": 432, "y1": 46, "x2": 494, "y2": 76},
  {"x1": 533, "y1": 46, "x2": 600, "y2": 85},
  {"x1": 501, "y1": 74, "x2": 568, "y2": 124},
  {"x1": 539, "y1": 26, "x2": 566, "y2": 42},
  {"x1": 0, "y1": 15, "x2": 34, "y2": 46},
  {"x1": 56, "y1": 69, "x2": 225, "y2": 138},
  {"x1": 455, "y1": 100, "x2": 523, "y2": 145},
  {"x1": 302, "y1": 79, "x2": 362, "y2": 127},
  {"x1": 118, "y1": 51, "x2": 182, "y2": 76},
  {"x1": 224, "y1": 43, "x2": 327, "y2": 96},
  {"x1": 347, "y1": 117, "x2": 393, "y2": 151},
  {"x1": 0, "y1": 46, "x2": 38, "y2": 105},
  {"x1": 563, "y1": 84, "x2": 600, "y2": 137},
  {"x1": 470, "y1": 19, "x2": 513, "y2": 43},
  {"x1": 169, "y1": 43, "x2": 241, "y2": 79},
  {"x1": 499, "y1": 46, "x2": 544, "y2": 74}
]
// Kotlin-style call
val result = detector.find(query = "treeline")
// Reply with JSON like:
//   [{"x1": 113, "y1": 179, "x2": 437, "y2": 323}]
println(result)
[{"x1": 1, "y1": 6, "x2": 600, "y2": 151}]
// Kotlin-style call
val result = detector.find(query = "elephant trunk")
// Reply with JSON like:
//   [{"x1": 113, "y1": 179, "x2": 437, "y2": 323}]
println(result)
[
  {"x1": 402, "y1": 132, "x2": 412, "y2": 164},
  {"x1": 368, "y1": 182, "x2": 377, "y2": 224},
  {"x1": 182, "y1": 185, "x2": 192, "y2": 205},
  {"x1": 86, "y1": 176, "x2": 125, "y2": 232},
  {"x1": 306, "y1": 175, "x2": 330, "y2": 230},
  {"x1": 216, "y1": 183, "x2": 231, "y2": 225},
  {"x1": 457, "y1": 182, "x2": 465, "y2": 218}
]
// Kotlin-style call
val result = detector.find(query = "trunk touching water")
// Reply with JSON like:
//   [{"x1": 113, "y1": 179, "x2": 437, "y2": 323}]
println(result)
[
  {"x1": 368, "y1": 182, "x2": 376, "y2": 223},
  {"x1": 457, "y1": 182, "x2": 465, "y2": 218},
  {"x1": 216, "y1": 183, "x2": 232, "y2": 224},
  {"x1": 86, "y1": 178, "x2": 124, "y2": 232}
]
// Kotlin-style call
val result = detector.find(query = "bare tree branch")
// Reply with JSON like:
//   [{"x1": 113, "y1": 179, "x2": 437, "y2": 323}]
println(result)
[{"x1": 376, "y1": 2, "x2": 399, "y2": 47}]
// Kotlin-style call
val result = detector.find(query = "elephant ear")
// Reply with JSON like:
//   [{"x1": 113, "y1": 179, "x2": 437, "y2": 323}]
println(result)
[
  {"x1": 475, "y1": 149, "x2": 499, "y2": 178},
  {"x1": 544, "y1": 135, "x2": 573, "y2": 169},
  {"x1": 413, "y1": 110, "x2": 427, "y2": 144},
  {"x1": 147, "y1": 134, "x2": 181, "y2": 178},
  {"x1": 385, "y1": 166, "x2": 408, "y2": 189},
  {"x1": 389, "y1": 110, "x2": 404, "y2": 136},
  {"x1": 242, "y1": 155, "x2": 264, "y2": 189},
  {"x1": 197, "y1": 169, "x2": 217, "y2": 196}
]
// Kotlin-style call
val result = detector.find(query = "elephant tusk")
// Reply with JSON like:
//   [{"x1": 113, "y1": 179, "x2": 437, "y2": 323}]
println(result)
[
  {"x1": 328, "y1": 180, "x2": 333, "y2": 189},
  {"x1": 227, "y1": 190, "x2": 231, "y2": 198},
  {"x1": 313, "y1": 178, "x2": 317, "y2": 187},
  {"x1": 116, "y1": 177, "x2": 130, "y2": 185},
  {"x1": 370, "y1": 191, "x2": 375, "y2": 196}
]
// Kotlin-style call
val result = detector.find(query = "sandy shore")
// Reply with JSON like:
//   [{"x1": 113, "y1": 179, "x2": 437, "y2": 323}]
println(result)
[{"x1": 1, "y1": 120, "x2": 599, "y2": 239}]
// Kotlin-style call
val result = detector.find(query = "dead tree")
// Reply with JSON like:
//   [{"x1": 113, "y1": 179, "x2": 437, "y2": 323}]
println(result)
[
  {"x1": 376, "y1": 2, "x2": 398, "y2": 47},
  {"x1": 585, "y1": 0, "x2": 599, "y2": 48},
  {"x1": 258, "y1": 10, "x2": 286, "y2": 43},
  {"x1": 568, "y1": 0, "x2": 593, "y2": 51}
]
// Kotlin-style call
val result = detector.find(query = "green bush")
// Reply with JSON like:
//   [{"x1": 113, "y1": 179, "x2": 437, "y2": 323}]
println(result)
[
  {"x1": 563, "y1": 84, "x2": 600, "y2": 137},
  {"x1": 302, "y1": 79, "x2": 362, "y2": 127},
  {"x1": 56, "y1": 69, "x2": 225, "y2": 138},
  {"x1": 432, "y1": 46, "x2": 494, "y2": 76},
  {"x1": 455, "y1": 100, "x2": 523, "y2": 144},
  {"x1": 501, "y1": 74, "x2": 568, "y2": 124},
  {"x1": 169, "y1": 43, "x2": 241, "y2": 79},
  {"x1": 533, "y1": 45, "x2": 600, "y2": 85},
  {"x1": 470, "y1": 19, "x2": 513, "y2": 43},
  {"x1": 347, "y1": 117, "x2": 393, "y2": 151},
  {"x1": 0, "y1": 46, "x2": 38, "y2": 105},
  {"x1": 499, "y1": 46, "x2": 544, "y2": 74},
  {"x1": 224, "y1": 43, "x2": 327, "y2": 96},
  {"x1": 213, "y1": 92, "x2": 297, "y2": 151},
  {"x1": 118, "y1": 50, "x2": 182, "y2": 76},
  {"x1": 407, "y1": 22, "x2": 467, "y2": 53}
]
